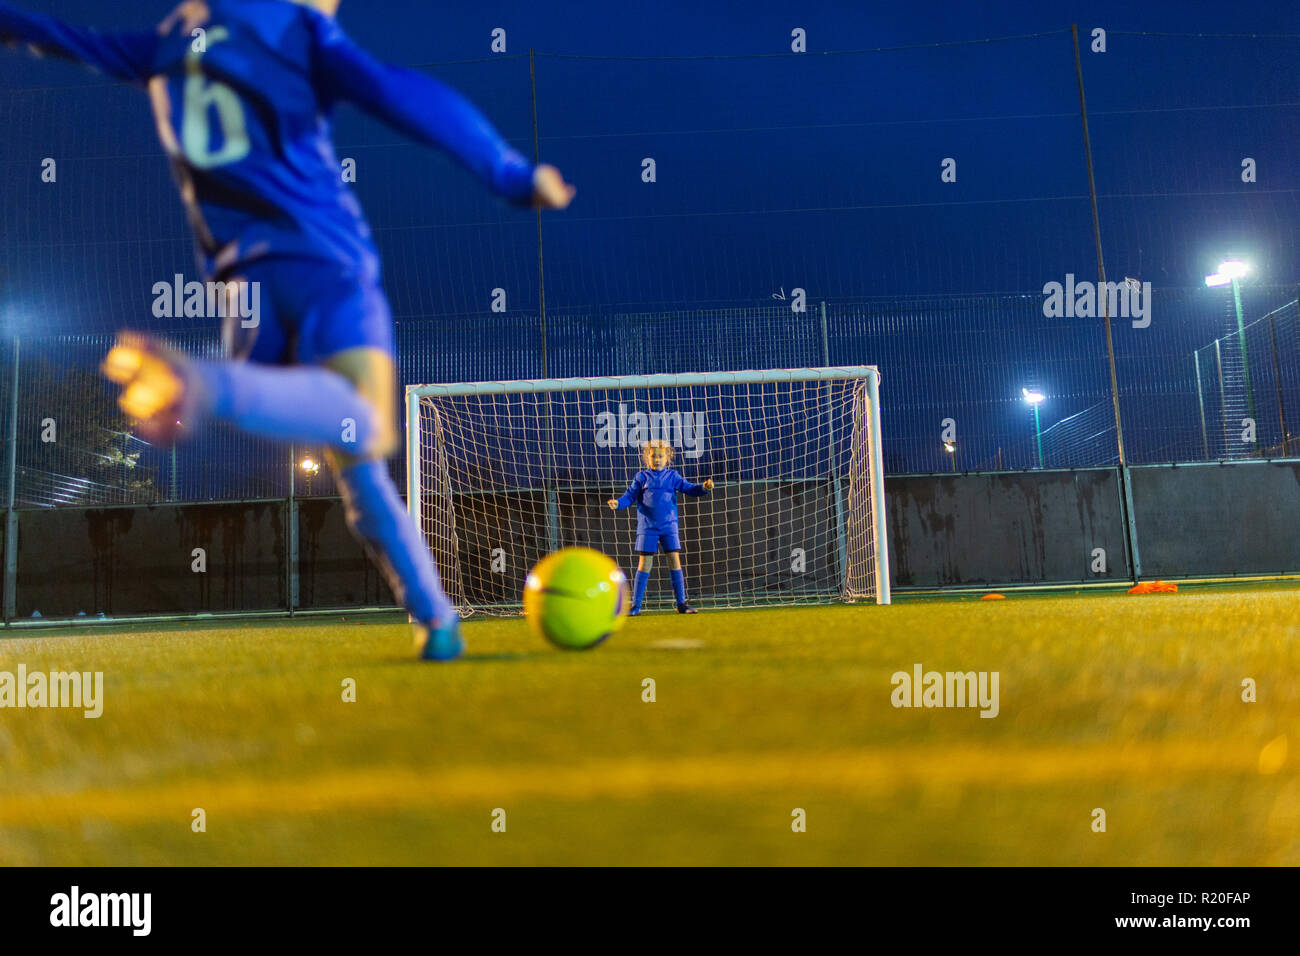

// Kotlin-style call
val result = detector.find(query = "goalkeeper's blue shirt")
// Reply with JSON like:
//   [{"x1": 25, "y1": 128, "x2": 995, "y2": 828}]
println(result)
[
  {"x1": 615, "y1": 468, "x2": 708, "y2": 534},
  {"x1": 0, "y1": 0, "x2": 536, "y2": 281}
]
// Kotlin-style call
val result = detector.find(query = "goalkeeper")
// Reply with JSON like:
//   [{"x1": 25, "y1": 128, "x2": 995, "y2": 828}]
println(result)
[
  {"x1": 0, "y1": 0, "x2": 575, "y2": 661},
  {"x1": 607, "y1": 440, "x2": 714, "y2": 615}
]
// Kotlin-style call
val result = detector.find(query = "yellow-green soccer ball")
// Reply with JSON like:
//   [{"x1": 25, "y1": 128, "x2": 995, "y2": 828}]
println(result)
[{"x1": 523, "y1": 547, "x2": 629, "y2": 650}]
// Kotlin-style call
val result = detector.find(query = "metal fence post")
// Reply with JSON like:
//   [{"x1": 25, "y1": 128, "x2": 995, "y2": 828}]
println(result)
[
  {"x1": 1268, "y1": 315, "x2": 1289, "y2": 457},
  {"x1": 1214, "y1": 339, "x2": 1227, "y2": 457},
  {"x1": 1073, "y1": 25, "x2": 1137, "y2": 582},
  {"x1": 821, "y1": 302, "x2": 849, "y2": 589},
  {"x1": 287, "y1": 441, "x2": 297, "y2": 615},
  {"x1": 3, "y1": 337, "x2": 18, "y2": 623},
  {"x1": 529, "y1": 48, "x2": 560, "y2": 551},
  {"x1": 1193, "y1": 350, "x2": 1209, "y2": 459},
  {"x1": 1231, "y1": 277, "x2": 1256, "y2": 450}
]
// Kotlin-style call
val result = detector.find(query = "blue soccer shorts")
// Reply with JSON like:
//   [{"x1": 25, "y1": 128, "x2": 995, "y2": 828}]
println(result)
[
  {"x1": 636, "y1": 527, "x2": 683, "y2": 555},
  {"x1": 217, "y1": 256, "x2": 395, "y2": 366}
]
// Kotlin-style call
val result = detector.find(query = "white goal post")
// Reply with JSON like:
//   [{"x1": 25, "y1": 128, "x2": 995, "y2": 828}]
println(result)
[{"x1": 406, "y1": 367, "x2": 890, "y2": 615}]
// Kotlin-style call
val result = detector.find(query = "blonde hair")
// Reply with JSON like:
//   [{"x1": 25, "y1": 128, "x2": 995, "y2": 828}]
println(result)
[
  {"x1": 641, "y1": 440, "x2": 674, "y2": 466},
  {"x1": 291, "y1": 0, "x2": 341, "y2": 15}
]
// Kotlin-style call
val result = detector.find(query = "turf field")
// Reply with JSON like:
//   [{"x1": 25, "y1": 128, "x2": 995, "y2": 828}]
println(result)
[{"x1": 1, "y1": 586, "x2": 1297, "y2": 866}]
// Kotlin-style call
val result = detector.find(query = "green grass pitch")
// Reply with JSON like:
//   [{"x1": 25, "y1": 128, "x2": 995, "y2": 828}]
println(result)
[{"x1": 1, "y1": 586, "x2": 1297, "y2": 865}]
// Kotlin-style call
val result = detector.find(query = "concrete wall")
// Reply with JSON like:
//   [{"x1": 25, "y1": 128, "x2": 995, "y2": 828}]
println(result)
[
  {"x1": 1128, "y1": 460, "x2": 1300, "y2": 577},
  {"x1": 15, "y1": 501, "x2": 286, "y2": 618},
  {"x1": 3, "y1": 460, "x2": 1298, "y2": 621},
  {"x1": 886, "y1": 468, "x2": 1130, "y2": 588}
]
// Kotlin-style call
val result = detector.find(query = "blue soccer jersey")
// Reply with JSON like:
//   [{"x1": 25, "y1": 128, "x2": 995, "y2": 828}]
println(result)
[
  {"x1": 0, "y1": 0, "x2": 536, "y2": 281},
  {"x1": 614, "y1": 468, "x2": 708, "y2": 536}
]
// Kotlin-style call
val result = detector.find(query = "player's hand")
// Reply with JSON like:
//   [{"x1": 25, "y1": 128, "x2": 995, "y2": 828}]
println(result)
[
  {"x1": 607, "y1": 499, "x2": 618, "y2": 510},
  {"x1": 533, "y1": 164, "x2": 576, "y2": 210},
  {"x1": 703, "y1": 479, "x2": 715, "y2": 491}
]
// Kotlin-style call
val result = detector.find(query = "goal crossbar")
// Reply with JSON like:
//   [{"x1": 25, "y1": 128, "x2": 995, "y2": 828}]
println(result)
[{"x1": 406, "y1": 366, "x2": 880, "y2": 398}]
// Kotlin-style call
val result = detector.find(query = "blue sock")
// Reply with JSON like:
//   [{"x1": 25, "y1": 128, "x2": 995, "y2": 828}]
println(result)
[
  {"x1": 632, "y1": 570, "x2": 650, "y2": 611},
  {"x1": 671, "y1": 568, "x2": 687, "y2": 607},
  {"x1": 336, "y1": 459, "x2": 453, "y2": 626},
  {"x1": 195, "y1": 359, "x2": 378, "y2": 455}
]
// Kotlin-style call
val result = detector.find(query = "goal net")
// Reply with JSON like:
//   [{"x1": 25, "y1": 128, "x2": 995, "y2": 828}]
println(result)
[{"x1": 406, "y1": 367, "x2": 889, "y2": 615}]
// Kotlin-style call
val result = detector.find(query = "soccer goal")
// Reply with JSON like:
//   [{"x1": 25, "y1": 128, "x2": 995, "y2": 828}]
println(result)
[{"x1": 406, "y1": 367, "x2": 890, "y2": 615}]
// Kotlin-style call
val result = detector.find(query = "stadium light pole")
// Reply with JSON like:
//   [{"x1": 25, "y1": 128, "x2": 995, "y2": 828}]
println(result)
[
  {"x1": 1023, "y1": 388, "x2": 1045, "y2": 469},
  {"x1": 300, "y1": 456, "x2": 320, "y2": 496},
  {"x1": 1205, "y1": 259, "x2": 1256, "y2": 450}
]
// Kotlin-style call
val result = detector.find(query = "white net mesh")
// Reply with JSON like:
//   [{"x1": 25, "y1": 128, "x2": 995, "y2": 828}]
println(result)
[{"x1": 411, "y1": 369, "x2": 885, "y2": 615}]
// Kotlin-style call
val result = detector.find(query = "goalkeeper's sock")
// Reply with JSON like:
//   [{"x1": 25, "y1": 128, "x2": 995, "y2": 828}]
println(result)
[
  {"x1": 671, "y1": 568, "x2": 687, "y2": 607},
  {"x1": 335, "y1": 459, "x2": 454, "y2": 628},
  {"x1": 193, "y1": 359, "x2": 380, "y2": 456},
  {"x1": 631, "y1": 570, "x2": 650, "y2": 613}
]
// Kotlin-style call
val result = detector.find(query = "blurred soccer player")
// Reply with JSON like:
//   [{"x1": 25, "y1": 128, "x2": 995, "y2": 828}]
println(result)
[
  {"x1": 608, "y1": 440, "x2": 713, "y2": 614},
  {"x1": 0, "y1": 0, "x2": 575, "y2": 660}
]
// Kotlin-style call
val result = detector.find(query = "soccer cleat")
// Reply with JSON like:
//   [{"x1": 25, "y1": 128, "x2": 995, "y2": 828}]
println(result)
[
  {"x1": 676, "y1": 604, "x2": 699, "y2": 614},
  {"x1": 416, "y1": 617, "x2": 464, "y2": 661},
  {"x1": 628, "y1": 608, "x2": 641, "y2": 617},
  {"x1": 101, "y1": 332, "x2": 208, "y2": 447}
]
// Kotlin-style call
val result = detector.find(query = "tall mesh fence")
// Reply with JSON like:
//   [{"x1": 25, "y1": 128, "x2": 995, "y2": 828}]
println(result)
[
  {"x1": 0, "y1": 31, "x2": 1295, "y2": 507},
  {"x1": 1192, "y1": 297, "x2": 1300, "y2": 459}
]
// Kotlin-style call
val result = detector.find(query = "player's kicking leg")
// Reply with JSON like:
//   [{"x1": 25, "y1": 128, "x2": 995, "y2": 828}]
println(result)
[
  {"x1": 319, "y1": 345, "x2": 462, "y2": 660},
  {"x1": 101, "y1": 265, "x2": 462, "y2": 661},
  {"x1": 104, "y1": 335, "x2": 462, "y2": 659}
]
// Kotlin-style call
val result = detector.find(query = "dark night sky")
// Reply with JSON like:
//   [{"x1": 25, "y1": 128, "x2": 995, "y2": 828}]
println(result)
[
  {"x1": 0, "y1": 1, "x2": 1296, "y2": 486},
  {"x1": 2, "y1": 0, "x2": 1293, "y2": 304}
]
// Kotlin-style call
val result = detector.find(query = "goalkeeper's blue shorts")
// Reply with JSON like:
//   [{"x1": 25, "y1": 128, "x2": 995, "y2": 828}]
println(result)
[
  {"x1": 219, "y1": 256, "x2": 395, "y2": 366},
  {"x1": 636, "y1": 527, "x2": 683, "y2": 554}
]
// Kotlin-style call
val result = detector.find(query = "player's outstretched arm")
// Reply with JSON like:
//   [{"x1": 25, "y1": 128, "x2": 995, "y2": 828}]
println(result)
[
  {"x1": 678, "y1": 473, "x2": 713, "y2": 496},
  {"x1": 310, "y1": 14, "x2": 574, "y2": 208},
  {"x1": 0, "y1": 1, "x2": 158, "y2": 85},
  {"x1": 609, "y1": 475, "x2": 644, "y2": 510}
]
